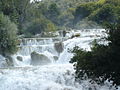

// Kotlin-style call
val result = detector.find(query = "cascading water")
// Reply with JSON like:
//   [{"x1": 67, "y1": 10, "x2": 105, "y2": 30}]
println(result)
[
  {"x1": 0, "y1": 29, "x2": 119, "y2": 90},
  {"x1": 14, "y1": 37, "x2": 65, "y2": 66}
]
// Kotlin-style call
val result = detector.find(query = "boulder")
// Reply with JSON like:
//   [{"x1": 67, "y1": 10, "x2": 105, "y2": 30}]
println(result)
[
  {"x1": 53, "y1": 56, "x2": 58, "y2": 61},
  {"x1": 17, "y1": 56, "x2": 23, "y2": 61},
  {"x1": 5, "y1": 56, "x2": 14, "y2": 67},
  {"x1": 54, "y1": 42, "x2": 64, "y2": 54},
  {"x1": 71, "y1": 33, "x2": 80, "y2": 39},
  {"x1": 31, "y1": 51, "x2": 51, "y2": 65},
  {"x1": 0, "y1": 55, "x2": 7, "y2": 68},
  {"x1": 0, "y1": 55, "x2": 14, "y2": 67}
]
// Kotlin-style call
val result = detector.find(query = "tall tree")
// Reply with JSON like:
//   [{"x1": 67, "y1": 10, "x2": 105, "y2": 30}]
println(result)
[
  {"x1": 0, "y1": 13, "x2": 18, "y2": 56},
  {"x1": 0, "y1": 0, "x2": 31, "y2": 34},
  {"x1": 70, "y1": 23, "x2": 120, "y2": 87}
]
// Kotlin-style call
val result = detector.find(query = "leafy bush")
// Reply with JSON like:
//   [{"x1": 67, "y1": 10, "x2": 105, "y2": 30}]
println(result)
[
  {"x1": 74, "y1": 2, "x2": 95, "y2": 24},
  {"x1": 0, "y1": 13, "x2": 18, "y2": 56},
  {"x1": 105, "y1": 0, "x2": 120, "y2": 6},
  {"x1": 46, "y1": 3, "x2": 60, "y2": 25},
  {"x1": 89, "y1": 4, "x2": 117, "y2": 24},
  {"x1": 58, "y1": 8, "x2": 75, "y2": 28},
  {"x1": 70, "y1": 24, "x2": 120, "y2": 87},
  {"x1": 24, "y1": 17, "x2": 57, "y2": 37}
]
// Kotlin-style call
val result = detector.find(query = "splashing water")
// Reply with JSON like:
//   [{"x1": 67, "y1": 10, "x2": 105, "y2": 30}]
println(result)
[{"x1": 0, "y1": 29, "x2": 119, "y2": 90}]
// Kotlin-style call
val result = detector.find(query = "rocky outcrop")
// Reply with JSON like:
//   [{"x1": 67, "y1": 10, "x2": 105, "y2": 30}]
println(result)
[
  {"x1": 54, "y1": 42, "x2": 64, "y2": 54},
  {"x1": 17, "y1": 56, "x2": 23, "y2": 61},
  {"x1": 53, "y1": 56, "x2": 58, "y2": 61},
  {"x1": 71, "y1": 33, "x2": 80, "y2": 39},
  {"x1": 0, "y1": 55, "x2": 15, "y2": 67},
  {"x1": 58, "y1": 30, "x2": 66, "y2": 37},
  {"x1": 31, "y1": 51, "x2": 51, "y2": 65},
  {"x1": 6, "y1": 56, "x2": 14, "y2": 67},
  {"x1": 0, "y1": 55, "x2": 7, "y2": 68}
]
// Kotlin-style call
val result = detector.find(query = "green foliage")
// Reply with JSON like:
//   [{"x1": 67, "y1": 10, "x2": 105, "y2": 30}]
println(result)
[
  {"x1": 0, "y1": 0, "x2": 100, "y2": 35},
  {"x1": 0, "y1": 13, "x2": 18, "y2": 56},
  {"x1": 70, "y1": 24, "x2": 120, "y2": 87},
  {"x1": 96, "y1": 0, "x2": 105, "y2": 5},
  {"x1": 43, "y1": 0, "x2": 97, "y2": 11},
  {"x1": 0, "y1": 0, "x2": 31, "y2": 34},
  {"x1": 89, "y1": 0, "x2": 120, "y2": 24},
  {"x1": 20, "y1": 0, "x2": 120, "y2": 36},
  {"x1": 46, "y1": 3, "x2": 60, "y2": 25},
  {"x1": 74, "y1": 2, "x2": 95, "y2": 24},
  {"x1": 75, "y1": 19, "x2": 101, "y2": 29},
  {"x1": 46, "y1": 22, "x2": 56, "y2": 32},
  {"x1": 58, "y1": 8, "x2": 75, "y2": 28},
  {"x1": 73, "y1": 0, "x2": 120, "y2": 26},
  {"x1": 24, "y1": 17, "x2": 56, "y2": 37},
  {"x1": 90, "y1": 4, "x2": 118, "y2": 24},
  {"x1": 105, "y1": 0, "x2": 120, "y2": 6},
  {"x1": 1, "y1": 0, "x2": 119, "y2": 37},
  {"x1": 35, "y1": 0, "x2": 98, "y2": 30}
]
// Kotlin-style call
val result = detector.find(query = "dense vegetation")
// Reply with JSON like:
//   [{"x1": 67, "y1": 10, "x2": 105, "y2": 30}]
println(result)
[
  {"x1": 0, "y1": 0, "x2": 100, "y2": 37},
  {"x1": 0, "y1": 0, "x2": 120, "y2": 37},
  {"x1": 0, "y1": 0, "x2": 99, "y2": 54},
  {"x1": 70, "y1": 23, "x2": 120, "y2": 87},
  {"x1": 0, "y1": 13, "x2": 18, "y2": 56},
  {"x1": 69, "y1": 0, "x2": 120, "y2": 87},
  {"x1": 0, "y1": 0, "x2": 120, "y2": 87}
]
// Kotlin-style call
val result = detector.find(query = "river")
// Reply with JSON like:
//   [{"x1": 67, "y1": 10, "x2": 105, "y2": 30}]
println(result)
[{"x1": 0, "y1": 29, "x2": 119, "y2": 90}]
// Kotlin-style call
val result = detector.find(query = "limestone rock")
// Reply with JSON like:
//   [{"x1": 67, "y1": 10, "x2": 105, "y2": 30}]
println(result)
[
  {"x1": 31, "y1": 51, "x2": 51, "y2": 65},
  {"x1": 6, "y1": 56, "x2": 14, "y2": 67},
  {"x1": 71, "y1": 33, "x2": 80, "y2": 39},
  {"x1": 53, "y1": 56, "x2": 58, "y2": 61},
  {"x1": 54, "y1": 42, "x2": 64, "y2": 54},
  {"x1": 17, "y1": 56, "x2": 23, "y2": 61},
  {"x1": 0, "y1": 55, "x2": 7, "y2": 68}
]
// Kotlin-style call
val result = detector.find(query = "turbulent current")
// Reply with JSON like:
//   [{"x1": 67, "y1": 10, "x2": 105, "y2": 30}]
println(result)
[{"x1": 0, "y1": 29, "x2": 119, "y2": 90}]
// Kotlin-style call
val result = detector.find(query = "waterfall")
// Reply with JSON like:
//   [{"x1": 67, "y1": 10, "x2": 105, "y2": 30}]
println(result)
[
  {"x1": 14, "y1": 37, "x2": 66, "y2": 66},
  {"x1": 15, "y1": 29, "x2": 106, "y2": 66},
  {"x1": 0, "y1": 29, "x2": 119, "y2": 90}
]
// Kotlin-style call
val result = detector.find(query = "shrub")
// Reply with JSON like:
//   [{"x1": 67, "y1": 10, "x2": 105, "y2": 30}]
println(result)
[
  {"x1": 0, "y1": 13, "x2": 18, "y2": 56},
  {"x1": 24, "y1": 18, "x2": 57, "y2": 37},
  {"x1": 70, "y1": 23, "x2": 120, "y2": 87}
]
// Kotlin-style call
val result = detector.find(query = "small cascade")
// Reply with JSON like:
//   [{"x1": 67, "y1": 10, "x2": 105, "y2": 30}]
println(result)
[
  {"x1": 0, "y1": 29, "x2": 118, "y2": 90},
  {"x1": 0, "y1": 29, "x2": 106, "y2": 67},
  {"x1": 57, "y1": 29, "x2": 106, "y2": 63},
  {"x1": 14, "y1": 37, "x2": 66, "y2": 66}
]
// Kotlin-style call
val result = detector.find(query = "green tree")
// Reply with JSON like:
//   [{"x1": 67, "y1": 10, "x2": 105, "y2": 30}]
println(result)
[
  {"x1": 90, "y1": 4, "x2": 117, "y2": 24},
  {"x1": 58, "y1": 8, "x2": 75, "y2": 28},
  {"x1": 0, "y1": 13, "x2": 18, "y2": 56},
  {"x1": 46, "y1": 3, "x2": 60, "y2": 25},
  {"x1": 74, "y1": 2, "x2": 95, "y2": 24},
  {"x1": 24, "y1": 17, "x2": 56, "y2": 37},
  {"x1": 0, "y1": 0, "x2": 31, "y2": 34},
  {"x1": 70, "y1": 23, "x2": 120, "y2": 87}
]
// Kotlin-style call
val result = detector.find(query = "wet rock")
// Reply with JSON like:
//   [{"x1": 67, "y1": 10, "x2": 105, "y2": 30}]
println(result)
[
  {"x1": 71, "y1": 33, "x2": 80, "y2": 39},
  {"x1": 53, "y1": 56, "x2": 58, "y2": 61},
  {"x1": 59, "y1": 30, "x2": 66, "y2": 37},
  {"x1": 31, "y1": 51, "x2": 51, "y2": 65},
  {"x1": 54, "y1": 42, "x2": 64, "y2": 54},
  {"x1": 6, "y1": 56, "x2": 14, "y2": 67},
  {"x1": 17, "y1": 56, "x2": 23, "y2": 61},
  {"x1": 0, "y1": 55, "x2": 7, "y2": 68}
]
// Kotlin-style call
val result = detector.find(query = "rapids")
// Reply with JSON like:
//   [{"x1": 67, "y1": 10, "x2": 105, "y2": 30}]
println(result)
[{"x1": 0, "y1": 29, "x2": 119, "y2": 90}]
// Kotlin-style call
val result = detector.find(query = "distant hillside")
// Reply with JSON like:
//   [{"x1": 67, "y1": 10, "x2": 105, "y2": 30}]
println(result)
[
  {"x1": 27, "y1": 0, "x2": 120, "y2": 35},
  {"x1": 0, "y1": 0, "x2": 119, "y2": 37},
  {"x1": 42, "y1": 0, "x2": 98, "y2": 11}
]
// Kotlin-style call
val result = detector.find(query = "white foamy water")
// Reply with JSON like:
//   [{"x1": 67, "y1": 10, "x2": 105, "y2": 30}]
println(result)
[{"x1": 0, "y1": 29, "x2": 119, "y2": 90}]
